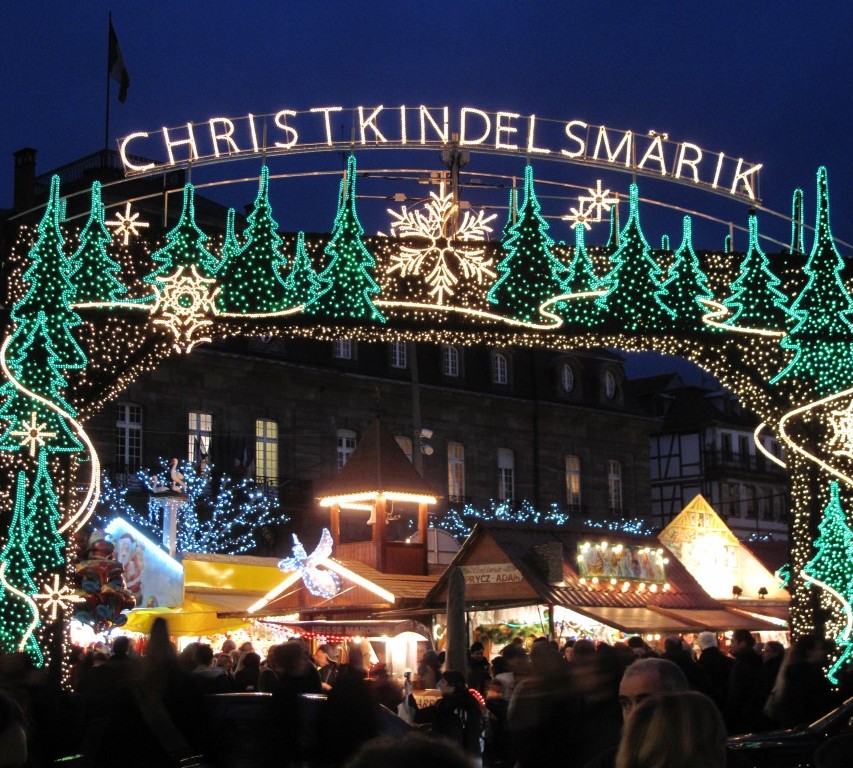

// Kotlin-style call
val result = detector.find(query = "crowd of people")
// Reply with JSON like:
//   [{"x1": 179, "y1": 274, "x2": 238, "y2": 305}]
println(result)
[{"x1": 0, "y1": 625, "x2": 850, "y2": 767}]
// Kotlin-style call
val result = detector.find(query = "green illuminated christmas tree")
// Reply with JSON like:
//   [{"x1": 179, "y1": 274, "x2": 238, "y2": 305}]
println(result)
[
  {"x1": 0, "y1": 472, "x2": 43, "y2": 665},
  {"x1": 772, "y1": 168, "x2": 853, "y2": 394},
  {"x1": 24, "y1": 452, "x2": 65, "y2": 571},
  {"x1": 596, "y1": 183, "x2": 673, "y2": 330},
  {"x1": 500, "y1": 188, "x2": 518, "y2": 248},
  {"x1": 11, "y1": 175, "x2": 86, "y2": 369},
  {"x1": 143, "y1": 183, "x2": 217, "y2": 294},
  {"x1": 307, "y1": 156, "x2": 385, "y2": 322},
  {"x1": 803, "y1": 482, "x2": 853, "y2": 682},
  {"x1": 0, "y1": 313, "x2": 84, "y2": 453},
  {"x1": 790, "y1": 188, "x2": 805, "y2": 255},
  {"x1": 219, "y1": 208, "x2": 240, "y2": 271},
  {"x1": 487, "y1": 166, "x2": 567, "y2": 322},
  {"x1": 659, "y1": 216, "x2": 714, "y2": 331},
  {"x1": 605, "y1": 198, "x2": 621, "y2": 255},
  {"x1": 216, "y1": 167, "x2": 290, "y2": 313},
  {"x1": 721, "y1": 211, "x2": 790, "y2": 330},
  {"x1": 560, "y1": 222, "x2": 603, "y2": 327},
  {"x1": 68, "y1": 181, "x2": 128, "y2": 304},
  {"x1": 283, "y1": 231, "x2": 321, "y2": 307}
]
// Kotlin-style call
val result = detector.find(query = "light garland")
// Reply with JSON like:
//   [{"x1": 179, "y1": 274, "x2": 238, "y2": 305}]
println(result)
[{"x1": 2, "y1": 162, "x2": 853, "y2": 682}]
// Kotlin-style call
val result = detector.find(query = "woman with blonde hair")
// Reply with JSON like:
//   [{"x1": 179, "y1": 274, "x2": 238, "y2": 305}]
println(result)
[{"x1": 615, "y1": 690, "x2": 726, "y2": 768}]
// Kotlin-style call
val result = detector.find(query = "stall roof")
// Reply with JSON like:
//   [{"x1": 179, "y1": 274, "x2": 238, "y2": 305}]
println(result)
[
  {"x1": 567, "y1": 606, "x2": 701, "y2": 634},
  {"x1": 650, "y1": 606, "x2": 782, "y2": 632},
  {"x1": 425, "y1": 522, "x2": 722, "y2": 612}
]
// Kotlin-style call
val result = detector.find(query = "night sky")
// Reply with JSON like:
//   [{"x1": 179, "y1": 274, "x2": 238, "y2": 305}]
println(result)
[{"x1": 3, "y1": 2, "x2": 853, "y2": 379}]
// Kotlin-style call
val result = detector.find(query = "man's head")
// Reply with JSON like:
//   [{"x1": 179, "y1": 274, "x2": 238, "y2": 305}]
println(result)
[
  {"x1": 697, "y1": 631, "x2": 718, "y2": 652},
  {"x1": 730, "y1": 629, "x2": 756, "y2": 657},
  {"x1": 315, "y1": 643, "x2": 340, "y2": 666},
  {"x1": 618, "y1": 658, "x2": 688, "y2": 721},
  {"x1": 469, "y1": 641, "x2": 485, "y2": 660}
]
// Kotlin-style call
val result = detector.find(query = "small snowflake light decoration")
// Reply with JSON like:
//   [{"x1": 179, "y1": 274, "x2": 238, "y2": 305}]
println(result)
[
  {"x1": 562, "y1": 204, "x2": 593, "y2": 231},
  {"x1": 384, "y1": 183, "x2": 497, "y2": 304},
  {"x1": 577, "y1": 180, "x2": 619, "y2": 223},
  {"x1": 278, "y1": 529, "x2": 341, "y2": 599},
  {"x1": 150, "y1": 265, "x2": 220, "y2": 353},
  {"x1": 106, "y1": 202, "x2": 151, "y2": 245},
  {"x1": 34, "y1": 574, "x2": 84, "y2": 621},
  {"x1": 9, "y1": 411, "x2": 57, "y2": 457}
]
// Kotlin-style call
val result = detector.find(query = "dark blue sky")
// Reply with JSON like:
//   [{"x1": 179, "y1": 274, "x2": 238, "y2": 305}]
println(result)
[
  {"x1": 0, "y1": 2, "x2": 850, "y2": 248},
  {"x1": 3, "y1": 2, "x2": 853, "y2": 254}
]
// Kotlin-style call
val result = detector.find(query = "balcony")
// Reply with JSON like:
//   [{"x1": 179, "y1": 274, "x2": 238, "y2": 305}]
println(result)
[{"x1": 704, "y1": 448, "x2": 787, "y2": 477}]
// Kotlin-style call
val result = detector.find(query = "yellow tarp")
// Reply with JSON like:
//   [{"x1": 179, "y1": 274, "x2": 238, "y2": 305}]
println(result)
[{"x1": 122, "y1": 599, "x2": 250, "y2": 636}]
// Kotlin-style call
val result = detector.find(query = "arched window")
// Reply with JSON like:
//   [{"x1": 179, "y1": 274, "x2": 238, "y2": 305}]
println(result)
[
  {"x1": 447, "y1": 442, "x2": 465, "y2": 500},
  {"x1": 561, "y1": 363, "x2": 575, "y2": 393},
  {"x1": 604, "y1": 370, "x2": 617, "y2": 399},
  {"x1": 443, "y1": 345, "x2": 460, "y2": 377},
  {"x1": 493, "y1": 352, "x2": 508, "y2": 385},
  {"x1": 565, "y1": 455, "x2": 581, "y2": 508}
]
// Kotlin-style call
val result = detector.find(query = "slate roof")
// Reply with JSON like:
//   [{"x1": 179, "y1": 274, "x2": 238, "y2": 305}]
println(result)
[{"x1": 317, "y1": 417, "x2": 438, "y2": 500}]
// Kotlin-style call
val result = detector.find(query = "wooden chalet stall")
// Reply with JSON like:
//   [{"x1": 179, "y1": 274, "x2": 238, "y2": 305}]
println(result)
[
  {"x1": 318, "y1": 418, "x2": 438, "y2": 575},
  {"x1": 422, "y1": 522, "x2": 779, "y2": 654}
]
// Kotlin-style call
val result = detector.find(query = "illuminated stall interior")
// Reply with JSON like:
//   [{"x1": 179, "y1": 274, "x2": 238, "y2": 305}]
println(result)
[
  {"x1": 658, "y1": 494, "x2": 789, "y2": 629},
  {"x1": 423, "y1": 522, "x2": 779, "y2": 656}
]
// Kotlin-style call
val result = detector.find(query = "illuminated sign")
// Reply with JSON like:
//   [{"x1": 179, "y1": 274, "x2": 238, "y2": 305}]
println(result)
[
  {"x1": 118, "y1": 105, "x2": 762, "y2": 201},
  {"x1": 577, "y1": 542, "x2": 668, "y2": 583}
]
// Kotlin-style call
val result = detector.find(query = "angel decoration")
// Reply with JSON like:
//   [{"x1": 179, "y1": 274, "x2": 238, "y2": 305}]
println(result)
[{"x1": 278, "y1": 528, "x2": 341, "y2": 599}]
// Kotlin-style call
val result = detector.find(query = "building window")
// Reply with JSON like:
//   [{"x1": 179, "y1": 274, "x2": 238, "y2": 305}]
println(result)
[
  {"x1": 395, "y1": 435, "x2": 413, "y2": 462},
  {"x1": 255, "y1": 419, "x2": 278, "y2": 485},
  {"x1": 561, "y1": 363, "x2": 575, "y2": 393},
  {"x1": 493, "y1": 352, "x2": 508, "y2": 385},
  {"x1": 738, "y1": 435, "x2": 750, "y2": 467},
  {"x1": 333, "y1": 339, "x2": 353, "y2": 359},
  {"x1": 498, "y1": 448, "x2": 515, "y2": 501},
  {"x1": 390, "y1": 341, "x2": 407, "y2": 369},
  {"x1": 721, "y1": 432, "x2": 733, "y2": 461},
  {"x1": 607, "y1": 460, "x2": 622, "y2": 513},
  {"x1": 565, "y1": 455, "x2": 581, "y2": 507},
  {"x1": 188, "y1": 411, "x2": 212, "y2": 464},
  {"x1": 337, "y1": 428, "x2": 357, "y2": 469},
  {"x1": 744, "y1": 485, "x2": 757, "y2": 518},
  {"x1": 604, "y1": 370, "x2": 617, "y2": 399},
  {"x1": 443, "y1": 345, "x2": 460, "y2": 377},
  {"x1": 447, "y1": 442, "x2": 465, "y2": 500},
  {"x1": 115, "y1": 403, "x2": 142, "y2": 473},
  {"x1": 726, "y1": 482, "x2": 741, "y2": 517}
]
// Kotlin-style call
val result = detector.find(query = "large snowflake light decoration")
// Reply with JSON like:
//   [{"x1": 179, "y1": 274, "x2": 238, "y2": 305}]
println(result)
[
  {"x1": 384, "y1": 183, "x2": 497, "y2": 304},
  {"x1": 150, "y1": 265, "x2": 220, "y2": 353},
  {"x1": 562, "y1": 204, "x2": 593, "y2": 231},
  {"x1": 106, "y1": 202, "x2": 151, "y2": 245}
]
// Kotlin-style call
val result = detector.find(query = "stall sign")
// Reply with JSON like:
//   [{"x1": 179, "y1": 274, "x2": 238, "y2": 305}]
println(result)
[{"x1": 459, "y1": 563, "x2": 524, "y2": 585}]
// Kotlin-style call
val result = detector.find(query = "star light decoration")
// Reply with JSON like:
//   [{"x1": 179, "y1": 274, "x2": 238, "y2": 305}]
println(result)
[
  {"x1": 278, "y1": 528, "x2": 342, "y2": 599},
  {"x1": 106, "y1": 202, "x2": 151, "y2": 245},
  {"x1": 9, "y1": 412, "x2": 57, "y2": 457},
  {"x1": 384, "y1": 182, "x2": 497, "y2": 304},
  {"x1": 150, "y1": 265, "x2": 220, "y2": 353},
  {"x1": 565, "y1": 180, "x2": 619, "y2": 229},
  {"x1": 33, "y1": 574, "x2": 84, "y2": 621}
]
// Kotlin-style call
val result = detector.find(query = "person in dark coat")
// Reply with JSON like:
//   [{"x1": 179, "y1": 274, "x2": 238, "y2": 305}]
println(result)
[
  {"x1": 774, "y1": 636, "x2": 839, "y2": 728},
  {"x1": 315, "y1": 643, "x2": 341, "y2": 691},
  {"x1": 725, "y1": 630, "x2": 771, "y2": 734},
  {"x1": 412, "y1": 670, "x2": 485, "y2": 760},
  {"x1": 661, "y1": 635, "x2": 714, "y2": 700},
  {"x1": 761, "y1": 640, "x2": 785, "y2": 691},
  {"x1": 467, "y1": 641, "x2": 491, "y2": 695},
  {"x1": 696, "y1": 631, "x2": 734, "y2": 709}
]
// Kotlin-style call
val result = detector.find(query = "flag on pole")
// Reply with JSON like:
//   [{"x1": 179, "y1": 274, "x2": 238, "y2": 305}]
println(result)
[{"x1": 108, "y1": 20, "x2": 130, "y2": 103}]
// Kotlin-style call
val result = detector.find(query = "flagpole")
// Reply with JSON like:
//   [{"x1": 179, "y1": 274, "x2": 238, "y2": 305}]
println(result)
[{"x1": 105, "y1": 13, "x2": 112, "y2": 153}]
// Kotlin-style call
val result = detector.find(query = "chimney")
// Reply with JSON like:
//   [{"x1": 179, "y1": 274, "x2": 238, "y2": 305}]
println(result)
[
  {"x1": 13, "y1": 148, "x2": 37, "y2": 212},
  {"x1": 532, "y1": 541, "x2": 564, "y2": 584}
]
